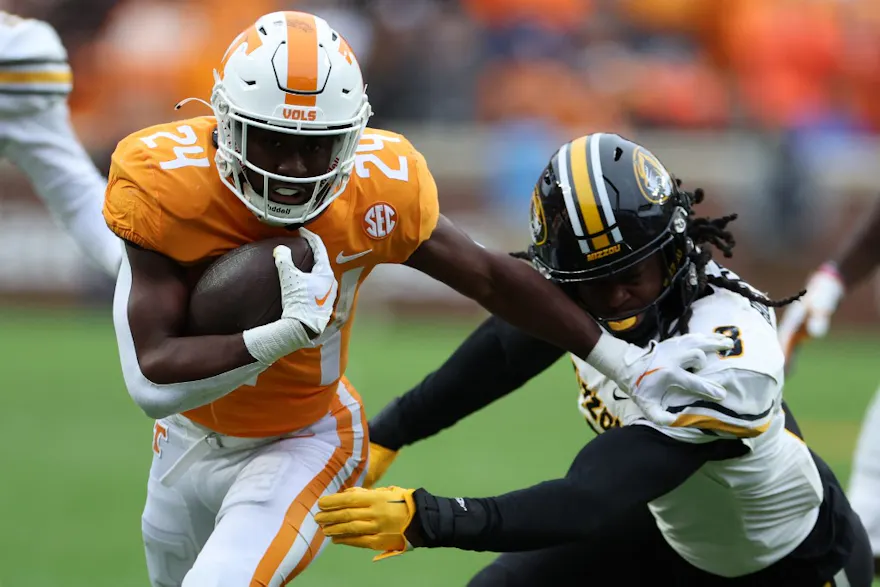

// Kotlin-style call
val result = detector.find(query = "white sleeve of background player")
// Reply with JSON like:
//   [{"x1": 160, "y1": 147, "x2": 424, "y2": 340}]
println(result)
[
  {"x1": 112, "y1": 251, "x2": 268, "y2": 419},
  {"x1": 0, "y1": 16, "x2": 73, "y2": 107},
  {"x1": 0, "y1": 100, "x2": 122, "y2": 275}
]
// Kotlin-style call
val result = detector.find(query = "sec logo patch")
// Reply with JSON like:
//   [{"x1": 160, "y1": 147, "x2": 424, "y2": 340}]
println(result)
[{"x1": 363, "y1": 202, "x2": 397, "y2": 239}]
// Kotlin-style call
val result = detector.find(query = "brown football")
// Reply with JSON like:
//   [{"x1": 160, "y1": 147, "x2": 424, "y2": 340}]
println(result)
[{"x1": 186, "y1": 236, "x2": 314, "y2": 336}]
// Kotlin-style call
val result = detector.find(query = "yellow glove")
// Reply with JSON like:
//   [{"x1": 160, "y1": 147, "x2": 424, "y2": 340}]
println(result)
[
  {"x1": 316, "y1": 486, "x2": 416, "y2": 561},
  {"x1": 364, "y1": 443, "x2": 399, "y2": 489}
]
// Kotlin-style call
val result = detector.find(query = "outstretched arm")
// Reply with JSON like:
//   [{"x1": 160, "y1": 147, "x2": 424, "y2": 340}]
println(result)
[
  {"x1": 405, "y1": 216, "x2": 733, "y2": 415},
  {"x1": 405, "y1": 216, "x2": 603, "y2": 360},
  {"x1": 778, "y1": 196, "x2": 880, "y2": 360},
  {"x1": 369, "y1": 316, "x2": 565, "y2": 451},
  {"x1": 3, "y1": 101, "x2": 122, "y2": 275},
  {"x1": 0, "y1": 15, "x2": 121, "y2": 275},
  {"x1": 317, "y1": 425, "x2": 746, "y2": 554}
]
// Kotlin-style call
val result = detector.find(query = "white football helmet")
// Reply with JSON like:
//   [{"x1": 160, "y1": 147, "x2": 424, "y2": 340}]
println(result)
[{"x1": 211, "y1": 11, "x2": 371, "y2": 225}]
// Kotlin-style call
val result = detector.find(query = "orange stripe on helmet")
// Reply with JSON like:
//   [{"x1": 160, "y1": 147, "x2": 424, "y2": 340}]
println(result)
[
  {"x1": 283, "y1": 12, "x2": 319, "y2": 107},
  {"x1": 220, "y1": 25, "x2": 263, "y2": 72}
]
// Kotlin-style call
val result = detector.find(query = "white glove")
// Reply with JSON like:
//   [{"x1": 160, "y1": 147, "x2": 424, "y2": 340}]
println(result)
[
  {"x1": 587, "y1": 331, "x2": 735, "y2": 426},
  {"x1": 243, "y1": 229, "x2": 338, "y2": 365},
  {"x1": 777, "y1": 263, "x2": 844, "y2": 363}
]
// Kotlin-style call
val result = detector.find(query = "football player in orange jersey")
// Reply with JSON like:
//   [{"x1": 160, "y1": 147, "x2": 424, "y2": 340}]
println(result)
[{"x1": 102, "y1": 11, "x2": 734, "y2": 586}]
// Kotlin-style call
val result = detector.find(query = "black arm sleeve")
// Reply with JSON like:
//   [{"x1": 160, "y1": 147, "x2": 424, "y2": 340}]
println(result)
[
  {"x1": 369, "y1": 316, "x2": 565, "y2": 450},
  {"x1": 409, "y1": 425, "x2": 748, "y2": 552}
]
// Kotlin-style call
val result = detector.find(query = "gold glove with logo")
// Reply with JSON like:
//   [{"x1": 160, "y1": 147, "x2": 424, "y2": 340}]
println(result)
[{"x1": 316, "y1": 486, "x2": 417, "y2": 561}]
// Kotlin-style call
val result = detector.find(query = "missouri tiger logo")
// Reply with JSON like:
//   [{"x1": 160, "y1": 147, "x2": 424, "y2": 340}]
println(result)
[
  {"x1": 633, "y1": 147, "x2": 673, "y2": 205},
  {"x1": 529, "y1": 189, "x2": 548, "y2": 246}
]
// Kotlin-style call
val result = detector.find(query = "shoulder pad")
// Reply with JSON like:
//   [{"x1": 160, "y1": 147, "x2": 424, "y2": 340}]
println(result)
[
  {"x1": 351, "y1": 129, "x2": 439, "y2": 263},
  {"x1": 686, "y1": 285, "x2": 784, "y2": 381},
  {"x1": 104, "y1": 118, "x2": 221, "y2": 256}
]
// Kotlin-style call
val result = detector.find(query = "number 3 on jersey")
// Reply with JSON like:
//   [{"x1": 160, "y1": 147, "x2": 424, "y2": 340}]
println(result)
[
  {"x1": 355, "y1": 133, "x2": 409, "y2": 181},
  {"x1": 714, "y1": 326, "x2": 744, "y2": 358}
]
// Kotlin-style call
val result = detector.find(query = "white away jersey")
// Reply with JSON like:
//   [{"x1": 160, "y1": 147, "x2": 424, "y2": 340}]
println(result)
[
  {"x1": 0, "y1": 12, "x2": 72, "y2": 116},
  {"x1": 0, "y1": 13, "x2": 120, "y2": 275},
  {"x1": 571, "y1": 263, "x2": 824, "y2": 577}
]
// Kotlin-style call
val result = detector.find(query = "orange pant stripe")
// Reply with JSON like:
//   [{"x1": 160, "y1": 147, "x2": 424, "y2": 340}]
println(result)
[
  {"x1": 250, "y1": 390, "x2": 357, "y2": 586},
  {"x1": 282, "y1": 380, "x2": 369, "y2": 583}
]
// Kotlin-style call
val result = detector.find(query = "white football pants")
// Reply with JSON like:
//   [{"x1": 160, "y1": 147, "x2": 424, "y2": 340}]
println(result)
[
  {"x1": 849, "y1": 381, "x2": 880, "y2": 556},
  {"x1": 141, "y1": 378, "x2": 367, "y2": 586}
]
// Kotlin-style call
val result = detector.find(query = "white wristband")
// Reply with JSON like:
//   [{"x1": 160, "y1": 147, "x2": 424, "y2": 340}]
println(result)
[
  {"x1": 243, "y1": 319, "x2": 310, "y2": 366},
  {"x1": 585, "y1": 331, "x2": 633, "y2": 381}
]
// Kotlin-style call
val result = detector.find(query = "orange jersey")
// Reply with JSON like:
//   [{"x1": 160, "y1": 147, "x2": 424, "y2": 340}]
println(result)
[{"x1": 104, "y1": 116, "x2": 439, "y2": 437}]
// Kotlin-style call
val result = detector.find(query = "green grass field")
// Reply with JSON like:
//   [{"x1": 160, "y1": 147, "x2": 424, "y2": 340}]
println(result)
[{"x1": 2, "y1": 307, "x2": 879, "y2": 586}]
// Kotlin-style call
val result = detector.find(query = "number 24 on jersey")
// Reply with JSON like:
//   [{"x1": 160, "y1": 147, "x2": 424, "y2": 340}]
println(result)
[{"x1": 141, "y1": 126, "x2": 411, "y2": 183}]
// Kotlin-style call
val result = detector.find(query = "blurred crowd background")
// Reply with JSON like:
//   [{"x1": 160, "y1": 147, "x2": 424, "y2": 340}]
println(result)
[
  {"x1": 5, "y1": 5, "x2": 880, "y2": 585},
  {"x1": 2, "y1": 0, "x2": 880, "y2": 326}
]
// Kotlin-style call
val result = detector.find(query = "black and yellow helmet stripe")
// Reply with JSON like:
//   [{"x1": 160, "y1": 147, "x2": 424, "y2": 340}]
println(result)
[
  {"x1": 567, "y1": 135, "x2": 611, "y2": 251},
  {"x1": 563, "y1": 134, "x2": 627, "y2": 253}
]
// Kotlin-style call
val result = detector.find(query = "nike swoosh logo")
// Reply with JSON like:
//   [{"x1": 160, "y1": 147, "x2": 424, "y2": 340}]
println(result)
[
  {"x1": 336, "y1": 249, "x2": 372, "y2": 264},
  {"x1": 635, "y1": 368, "x2": 661, "y2": 388},
  {"x1": 315, "y1": 285, "x2": 333, "y2": 307},
  {"x1": 612, "y1": 391, "x2": 628, "y2": 401}
]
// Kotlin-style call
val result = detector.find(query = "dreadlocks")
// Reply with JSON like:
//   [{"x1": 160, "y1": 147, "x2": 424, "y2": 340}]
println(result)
[{"x1": 673, "y1": 184, "x2": 805, "y2": 336}]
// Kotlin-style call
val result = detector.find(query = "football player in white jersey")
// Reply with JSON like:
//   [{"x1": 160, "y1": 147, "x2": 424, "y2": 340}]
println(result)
[
  {"x1": 315, "y1": 134, "x2": 873, "y2": 586},
  {"x1": 0, "y1": 12, "x2": 121, "y2": 276},
  {"x1": 779, "y1": 196, "x2": 880, "y2": 577}
]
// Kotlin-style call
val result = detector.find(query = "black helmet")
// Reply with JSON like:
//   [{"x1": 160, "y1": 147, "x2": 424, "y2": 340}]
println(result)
[{"x1": 528, "y1": 133, "x2": 698, "y2": 343}]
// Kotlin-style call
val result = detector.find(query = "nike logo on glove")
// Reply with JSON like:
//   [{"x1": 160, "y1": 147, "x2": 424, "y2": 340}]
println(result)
[
  {"x1": 315, "y1": 285, "x2": 334, "y2": 306},
  {"x1": 635, "y1": 368, "x2": 661, "y2": 388},
  {"x1": 611, "y1": 390, "x2": 629, "y2": 401},
  {"x1": 336, "y1": 249, "x2": 372, "y2": 264}
]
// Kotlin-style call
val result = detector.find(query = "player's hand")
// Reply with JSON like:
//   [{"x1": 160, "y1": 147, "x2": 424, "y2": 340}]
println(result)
[
  {"x1": 588, "y1": 331, "x2": 734, "y2": 426},
  {"x1": 276, "y1": 228, "x2": 338, "y2": 335},
  {"x1": 777, "y1": 263, "x2": 844, "y2": 363},
  {"x1": 364, "y1": 443, "x2": 399, "y2": 489},
  {"x1": 316, "y1": 486, "x2": 417, "y2": 561},
  {"x1": 243, "y1": 229, "x2": 338, "y2": 365}
]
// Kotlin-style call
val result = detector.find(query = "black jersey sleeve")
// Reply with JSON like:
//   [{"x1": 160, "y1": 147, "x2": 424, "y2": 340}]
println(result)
[
  {"x1": 407, "y1": 424, "x2": 747, "y2": 552},
  {"x1": 369, "y1": 316, "x2": 565, "y2": 450}
]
